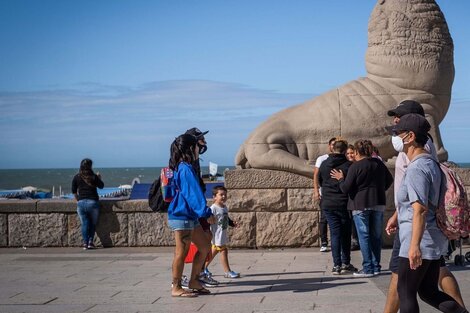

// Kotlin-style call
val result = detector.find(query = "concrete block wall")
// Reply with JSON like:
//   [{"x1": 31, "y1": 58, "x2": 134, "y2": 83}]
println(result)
[{"x1": 0, "y1": 167, "x2": 469, "y2": 248}]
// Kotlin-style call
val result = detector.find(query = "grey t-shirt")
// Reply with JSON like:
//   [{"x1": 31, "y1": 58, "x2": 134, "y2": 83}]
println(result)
[{"x1": 397, "y1": 154, "x2": 447, "y2": 260}]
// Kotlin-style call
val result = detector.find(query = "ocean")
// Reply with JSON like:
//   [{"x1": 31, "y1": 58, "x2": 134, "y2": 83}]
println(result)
[
  {"x1": 0, "y1": 163, "x2": 469, "y2": 196},
  {"x1": 0, "y1": 166, "x2": 235, "y2": 196}
]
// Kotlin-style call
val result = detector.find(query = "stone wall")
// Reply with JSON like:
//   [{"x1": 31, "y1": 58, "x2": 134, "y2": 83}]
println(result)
[{"x1": 1, "y1": 167, "x2": 469, "y2": 248}]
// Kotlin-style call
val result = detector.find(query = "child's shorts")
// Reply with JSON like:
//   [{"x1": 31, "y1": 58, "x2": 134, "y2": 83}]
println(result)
[{"x1": 212, "y1": 244, "x2": 227, "y2": 251}]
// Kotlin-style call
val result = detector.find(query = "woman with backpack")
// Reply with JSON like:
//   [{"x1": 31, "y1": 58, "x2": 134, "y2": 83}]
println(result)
[
  {"x1": 168, "y1": 134, "x2": 215, "y2": 298},
  {"x1": 386, "y1": 114, "x2": 467, "y2": 313}
]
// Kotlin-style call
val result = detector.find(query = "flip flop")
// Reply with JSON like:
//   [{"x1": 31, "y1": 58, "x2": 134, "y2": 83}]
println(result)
[
  {"x1": 191, "y1": 287, "x2": 211, "y2": 295},
  {"x1": 171, "y1": 290, "x2": 197, "y2": 298}
]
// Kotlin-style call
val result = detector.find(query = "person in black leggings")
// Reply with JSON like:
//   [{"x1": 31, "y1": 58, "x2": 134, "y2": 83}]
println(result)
[{"x1": 388, "y1": 114, "x2": 467, "y2": 313}]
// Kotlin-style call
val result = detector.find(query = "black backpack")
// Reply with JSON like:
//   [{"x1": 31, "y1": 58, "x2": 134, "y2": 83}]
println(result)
[{"x1": 148, "y1": 177, "x2": 169, "y2": 212}]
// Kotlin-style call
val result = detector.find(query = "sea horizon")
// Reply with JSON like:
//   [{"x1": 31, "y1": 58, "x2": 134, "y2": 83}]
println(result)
[{"x1": 1, "y1": 163, "x2": 469, "y2": 195}]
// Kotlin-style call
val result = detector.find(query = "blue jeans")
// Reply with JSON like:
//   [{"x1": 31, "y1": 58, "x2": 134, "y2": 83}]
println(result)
[
  {"x1": 77, "y1": 199, "x2": 100, "y2": 244},
  {"x1": 324, "y1": 209, "x2": 352, "y2": 267},
  {"x1": 353, "y1": 210, "x2": 383, "y2": 274}
]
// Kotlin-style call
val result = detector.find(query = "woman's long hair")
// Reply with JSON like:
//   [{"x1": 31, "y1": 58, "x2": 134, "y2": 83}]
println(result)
[
  {"x1": 169, "y1": 134, "x2": 198, "y2": 171},
  {"x1": 79, "y1": 158, "x2": 96, "y2": 186},
  {"x1": 354, "y1": 139, "x2": 374, "y2": 157}
]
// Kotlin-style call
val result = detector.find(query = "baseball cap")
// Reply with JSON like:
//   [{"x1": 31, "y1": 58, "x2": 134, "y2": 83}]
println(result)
[
  {"x1": 185, "y1": 127, "x2": 209, "y2": 139},
  {"x1": 385, "y1": 113, "x2": 431, "y2": 137},
  {"x1": 387, "y1": 100, "x2": 425, "y2": 117}
]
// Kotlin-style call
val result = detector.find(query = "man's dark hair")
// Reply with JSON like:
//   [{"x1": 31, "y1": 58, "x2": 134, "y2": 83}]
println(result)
[
  {"x1": 332, "y1": 140, "x2": 348, "y2": 154},
  {"x1": 328, "y1": 137, "x2": 337, "y2": 145}
]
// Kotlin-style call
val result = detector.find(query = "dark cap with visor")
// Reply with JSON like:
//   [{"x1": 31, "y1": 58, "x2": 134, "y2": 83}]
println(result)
[{"x1": 386, "y1": 113, "x2": 431, "y2": 137}]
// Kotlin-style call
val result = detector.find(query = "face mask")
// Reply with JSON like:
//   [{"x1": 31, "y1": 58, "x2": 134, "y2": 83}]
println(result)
[
  {"x1": 391, "y1": 133, "x2": 409, "y2": 152},
  {"x1": 198, "y1": 144, "x2": 207, "y2": 155}
]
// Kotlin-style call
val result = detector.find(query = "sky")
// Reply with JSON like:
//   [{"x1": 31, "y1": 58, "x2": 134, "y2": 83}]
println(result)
[{"x1": 0, "y1": 0, "x2": 469, "y2": 169}]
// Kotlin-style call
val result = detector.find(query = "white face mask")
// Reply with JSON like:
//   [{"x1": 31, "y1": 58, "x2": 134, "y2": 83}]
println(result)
[{"x1": 391, "y1": 133, "x2": 410, "y2": 152}]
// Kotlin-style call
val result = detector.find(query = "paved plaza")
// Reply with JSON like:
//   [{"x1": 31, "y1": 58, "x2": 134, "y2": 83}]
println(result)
[{"x1": 0, "y1": 246, "x2": 469, "y2": 313}]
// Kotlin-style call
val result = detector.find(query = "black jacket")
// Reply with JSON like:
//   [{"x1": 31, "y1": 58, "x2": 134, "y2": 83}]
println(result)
[
  {"x1": 318, "y1": 154, "x2": 352, "y2": 211},
  {"x1": 338, "y1": 157, "x2": 393, "y2": 211},
  {"x1": 71, "y1": 174, "x2": 104, "y2": 201}
]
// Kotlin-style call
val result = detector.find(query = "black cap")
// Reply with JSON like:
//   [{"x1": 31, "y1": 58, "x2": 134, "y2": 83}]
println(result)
[
  {"x1": 386, "y1": 113, "x2": 431, "y2": 137},
  {"x1": 185, "y1": 127, "x2": 208, "y2": 139},
  {"x1": 387, "y1": 100, "x2": 425, "y2": 117}
]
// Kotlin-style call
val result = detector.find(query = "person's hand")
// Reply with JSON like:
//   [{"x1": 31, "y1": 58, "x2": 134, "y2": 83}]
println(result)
[
  {"x1": 330, "y1": 169, "x2": 344, "y2": 181},
  {"x1": 96, "y1": 172, "x2": 101, "y2": 178},
  {"x1": 408, "y1": 245, "x2": 422, "y2": 270},
  {"x1": 233, "y1": 220, "x2": 240, "y2": 228},
  {"x1": 385, "y1": 215, "x2": 398, "y2": 235},
  {"x1": 313, "y1": 190, "x2": 321, "y2": 201},
  {"x1": 207, "y1": 215, "x2": 216, "y2": 224}
]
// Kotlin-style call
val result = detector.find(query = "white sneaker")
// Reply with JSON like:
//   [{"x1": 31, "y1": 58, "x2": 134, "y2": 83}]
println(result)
[
  {"x1": 353, "y1": 270, "x2": 374, "y2": 278},
  {"x1": 320, "y1": 246, "x2": 329, "y2": 252}
]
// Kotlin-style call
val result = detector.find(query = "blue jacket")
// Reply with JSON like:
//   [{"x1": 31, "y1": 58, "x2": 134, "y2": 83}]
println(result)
[{"x1": 168, "y1": 162, "x2": 212, "y2": 221}]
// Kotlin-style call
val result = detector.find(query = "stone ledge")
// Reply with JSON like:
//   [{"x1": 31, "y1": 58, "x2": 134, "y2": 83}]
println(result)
[
  {"x1": 225, "y1": 169, "x2": 313, "y2": 189},
  {"x1": 0, "y1": 200, "x2": 38, "y2": 213}
]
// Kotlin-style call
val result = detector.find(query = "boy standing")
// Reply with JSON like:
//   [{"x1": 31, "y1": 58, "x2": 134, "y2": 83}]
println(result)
[{"x1": 205, "y1": 186, "x2": 241, "y2": 278}]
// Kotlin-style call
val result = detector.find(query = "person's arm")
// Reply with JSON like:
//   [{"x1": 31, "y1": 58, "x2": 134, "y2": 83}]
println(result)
[
  {"x1": 94, "y1": 173, "x2": 104, "y2": 189},
  {"x1": 384, "y1": 166, "x2": 394, "y2": 191},
  {"x1": 71, "y1": 176, "x2": 79, "y2": 201},
  {"x1": 179, "y1": 165, "x2": 212, "y2": 218},
  {"x1": 313, "y1": 167, "x2": 321, "y2": 201},
  {"x1": 385, "y1": 211, "x2": 398, "y2": 235},
  {"x1": 331, "y1": 164, "x2": 356, "y2": 194},
  {"x1": 409, "y1": 201, "x2": 428, "y2": 270}
]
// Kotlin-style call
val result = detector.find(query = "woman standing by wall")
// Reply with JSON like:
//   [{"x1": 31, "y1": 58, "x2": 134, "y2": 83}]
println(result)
[{"x1": 72, "y1": 158, "x2": 104, "y2": 250}]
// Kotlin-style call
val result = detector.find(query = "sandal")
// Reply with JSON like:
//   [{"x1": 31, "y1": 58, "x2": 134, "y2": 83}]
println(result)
[
  {"x1": 191, "y1": 287, "x2": 211, "y2": 295},
  {"x1": 171, "y1": 290, "x2": 197, "y2": 298}
]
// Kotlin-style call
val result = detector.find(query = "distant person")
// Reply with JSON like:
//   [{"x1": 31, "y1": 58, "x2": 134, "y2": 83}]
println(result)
[
  {"x1": 331, "y1": 139, "x2": 393, "y2": 277},
  {"x1": 168, "y1": 134, "x2": 215, "y2": 298},
  {"x1": 345, "y1": 144, "x2": 360, "y2": 251},
  {"x1": 72, "y1": 158, "x2": 104, "y2": 250},
  {"x1": 386, "y1": 114, "x2": 467, "y2": 313},
  {"x1": 204, "y1": 186, "x2": 241, "y2": 278},
  {"x1": 346, "y1": 144, "x2": 355, "y2": 162},
  {"x1": 318, "y1": 139, "x2": 357, "y2": 275},
  {"x1": 313, "y1": 137, "x2": 337, "y2": 252}
]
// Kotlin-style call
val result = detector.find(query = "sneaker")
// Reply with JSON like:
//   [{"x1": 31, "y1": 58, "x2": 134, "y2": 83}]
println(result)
[
  {"x1": 87, "y1": 242, "x2": 96, "y2": 250},
  {"x1": 198, "y1": 274, "x2": 219, "y2": 287},
  {"x1": 224, "y1": 270, "x2": 240, "y2": 278},
  {"x1": 353, "y1": 270, "x2": 374, "y2": 278},
  {"x1": 373, "y1": 270, "x2": 380, "y2": 276},
  {"x1": 320, "y1": 245, "x2": 330, "y2": 252},
  {"x1": 340, "y1": 264, "x2": 358, "y2": 274},
  {"x1": 203, "y1": 268, "x2": 213, "y2": 277},
  {"x1": 171, "y1": 275, "x2": 189, "y2": 289},
  {"x1": 331, "y1": 265, "x2": 342, "y2": 275},
  {"x1": 82, "y1": 243, "x2": 88, "y2": 250}
]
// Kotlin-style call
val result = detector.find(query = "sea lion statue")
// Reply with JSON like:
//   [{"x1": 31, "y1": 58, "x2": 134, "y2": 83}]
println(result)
[{"x1": 235, "y1": 0, "x2": 454, "y2": 177}]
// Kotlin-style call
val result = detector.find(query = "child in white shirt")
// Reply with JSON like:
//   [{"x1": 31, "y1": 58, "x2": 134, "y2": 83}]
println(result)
[{"x1": 204, "y1": 185, "x2": 240, "y2": 278}]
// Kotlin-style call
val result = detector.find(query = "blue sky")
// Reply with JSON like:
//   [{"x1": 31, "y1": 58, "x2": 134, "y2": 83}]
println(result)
[{"x1": 0, "y1": 1, "x2": 469, "y2": 169}]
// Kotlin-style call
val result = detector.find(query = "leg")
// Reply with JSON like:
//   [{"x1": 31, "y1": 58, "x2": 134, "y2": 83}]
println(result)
[
  {"x1": 418, "y1": 260, "x2": 467, "y2": 313},
  {"x1": 220, "y1": 248, "x2": 230, "y2": 273},
  {"x1": 172, "y1": 230, "x2": 192, "y2": 295},
  {"x1": 76, "y1": 201, "x2": 90, "y2": 244},
  {"x1": 397, "y1": 257, "x2": 428, "y2": 313},
  {"x1": 201, "y1": 230, "x2": 213, "y2": 273},
  {"x1": 384, "y1": 232, "x2": 401, "y2": 313},
  {"x1": 324, "y1": 210, "x2": 341, "y2": 267},
  {"x1": 319, "y1": 208, "x2": 328, "y2": 247},
  {"x1": 439, "y1": 266, "x2": 466, "y2": 309},
  {"x1": 384, "y1": 273, "x2": 400, "y2": 313},
  {"x1": 340, "y1": 210, "x2": 352, "y2": 265},
  {"x1": 87, "y1": 201, "x2": 100, "y2": 244},
  {"x1": 351, "y1": 210, "x2": 360, "y2": 249},
  {"x1": 189, "y1": 226, "x2": 211, "y2": 289},
  {"x1": 353, "y1": 211, "x2": 373, "y2": 274},
  {"x1": 205, "y1": 245, "x2": 217, "y2": 269},
  {"x1": 370, "y1": 210, "x2": 384, "y2": 273}
]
